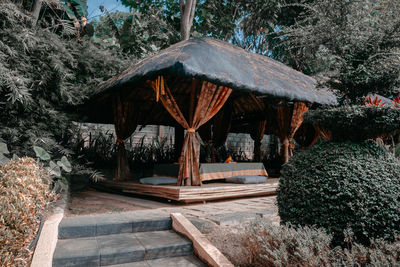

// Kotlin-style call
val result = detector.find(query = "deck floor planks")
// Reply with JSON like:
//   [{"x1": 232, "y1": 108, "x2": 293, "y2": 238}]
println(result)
[{"x1": 96, "y1": 178, "x2": 279, "y2": 203}]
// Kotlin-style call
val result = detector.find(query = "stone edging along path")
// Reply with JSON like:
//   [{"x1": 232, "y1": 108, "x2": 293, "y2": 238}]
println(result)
[
  {"x1": 30, "y1": 185, "x2": 69, "y2": 267},
  {"x1": 171, "y1": 213, "x2": 234, "y2": 267}
]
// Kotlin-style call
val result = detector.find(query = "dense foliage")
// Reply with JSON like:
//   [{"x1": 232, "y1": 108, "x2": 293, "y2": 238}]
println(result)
[
  {"x1": 304, "y1": 105, "x2": 400, "y2": 142},
  {"x1": 120, "y1": 0, "x2": 240, "y2": 41},
  {"x1": 277, "y1": 141, "x2": 400, "y2": 246},
  {"x1": 245, "y1": 220, "x2": 400, "y2": 267},
  {"x1": 91, "y1": 9, "x2": 178, "y2": 57},
  {"x1": 0, "y1": 1, "x2": 133, "y2": 159},
  {"x1": 279, "y1": 0, "x2": 400, "y2": 101},
  {"x1": 0, "y1": 157, "x2": 56, "y2": 266}
]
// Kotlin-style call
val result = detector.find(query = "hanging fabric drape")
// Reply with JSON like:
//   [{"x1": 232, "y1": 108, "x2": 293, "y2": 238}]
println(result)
[
  {"x1": 294, "y1": 123, "x2": 319, "y2": 149},
  {"x1": 198, "y1": 102, "x2": 233, "y2": 162},
  {"x1": 315, "y1": 125, "x2": 332, "y2": 141},
  {"x1": 250, "y1": 120, "x2": 267, "y2": 162},
  {"x1": 148, "y1": 76, "x2": 232, "y2": 186},
  {"x1": 266, "y1": 102, "x2": 309, "y2": 163},
  {"x1": 112, "y1": 92, "x2": 139, "y2": 180}
]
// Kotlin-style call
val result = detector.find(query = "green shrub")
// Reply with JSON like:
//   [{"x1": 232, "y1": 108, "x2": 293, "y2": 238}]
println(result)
[
  {"x1": 245, "y1": 220, "x2": 400, "y2": 267},
  {"x1": 304, "y1": 106, "x2": 400, "y2": 141},
  {"x1": 277, "y1": 141, "x2": 400, "y2": 246}
]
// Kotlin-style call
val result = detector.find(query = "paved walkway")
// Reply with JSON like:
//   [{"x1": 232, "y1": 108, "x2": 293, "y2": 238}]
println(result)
[{"x1": 68, "y1": 190, "x2": 279, "y2": 228}]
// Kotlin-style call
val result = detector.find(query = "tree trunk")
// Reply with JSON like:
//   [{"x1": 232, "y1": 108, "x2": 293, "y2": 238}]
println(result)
[
  {"x1": 180, "y1": 0, "x2": 197, "y2": 41},
  {"x1": 31, "y1": 0, "x2": 43, "y2": 26}
]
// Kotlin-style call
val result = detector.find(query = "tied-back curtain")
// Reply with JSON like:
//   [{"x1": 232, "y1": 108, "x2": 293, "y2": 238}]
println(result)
[
  {"x1": 112, "y1": 92, "x2": 139, "y2": 181},
  {"x1": 250, "y1": 120, "x2": 267, "y2": 162},
  {"x1": 267, "y1": 102, "x2": 309, "y2": 163},
  {"x1": 148, "y1": 76, "x2": 232, "y2": 186}
]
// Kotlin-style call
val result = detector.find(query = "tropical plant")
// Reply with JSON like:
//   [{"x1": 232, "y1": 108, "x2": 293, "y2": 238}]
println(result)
[
  {"x1": 304, "y1": 106, "x2": 400, "y2": 142},
  {"x1": 364, "y1": 96, "x2": 387, "y2": 107},
  {"x1": 0, "y1": 1, "x2": 133, "y2": 163}
]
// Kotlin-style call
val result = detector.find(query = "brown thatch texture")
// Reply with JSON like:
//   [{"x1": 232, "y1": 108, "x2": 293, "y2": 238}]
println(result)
[{"x1": 92, "y1": 38, "x2": 336, "y2": 106}]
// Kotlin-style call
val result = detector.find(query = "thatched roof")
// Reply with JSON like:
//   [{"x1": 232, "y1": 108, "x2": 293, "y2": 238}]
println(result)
[{"x1": 92, "y1": 38, "x2": 337, "y2": 105}]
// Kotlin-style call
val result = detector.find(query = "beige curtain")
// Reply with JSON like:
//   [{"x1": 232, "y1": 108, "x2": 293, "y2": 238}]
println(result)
[
  {"x1": 148, "y1": 76, "x2": 232, "y2": 186},
  {"x1": 112, "y1": 92, "x2": 139, "y2": 181},
  {"x1": 250, "y1": 120, "x2": 267, "y2": 162}
]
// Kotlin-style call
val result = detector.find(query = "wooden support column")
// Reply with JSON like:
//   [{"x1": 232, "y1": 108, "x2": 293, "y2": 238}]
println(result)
[{"x1": 281, "y1": 137, "x2": 290, "y2": 164}]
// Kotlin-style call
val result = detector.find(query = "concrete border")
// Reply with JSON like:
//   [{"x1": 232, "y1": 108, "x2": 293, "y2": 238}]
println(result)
[
  {"x1": 31, "y1": 185, "x2": 69, "y2": 267},
  {"x1": 171, "y1": 213, "x2": 233, "y2": 267}
]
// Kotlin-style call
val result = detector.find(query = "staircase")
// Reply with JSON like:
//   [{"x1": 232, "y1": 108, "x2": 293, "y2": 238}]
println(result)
[{"x1": 52, "y1": 212, "x2": 205, "y2": 266}]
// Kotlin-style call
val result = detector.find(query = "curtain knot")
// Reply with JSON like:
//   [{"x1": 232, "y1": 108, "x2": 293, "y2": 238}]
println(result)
[
  {"x1": 116, "y1": 138, "x2": 124, "y2": 146},
  {"x1": 187, "y1": 128, "x2": 196, "y2": 133}
]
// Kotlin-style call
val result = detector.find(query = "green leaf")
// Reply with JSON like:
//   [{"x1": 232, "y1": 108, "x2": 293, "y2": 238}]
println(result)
[
  {"x1": 0, "y1": 153, "x2": 10, "y2": 166},
  {"x1": 48, "y1": 160, "x2": 61, "y2": 177},
  {"x1": 57, "y1": 156, "x2": 72, "y2": 172},
  {"x1": 0, "y1": 142, "x2": 9, "y2": 154},
  {"x1": 33, "y1": 146, "x2": 51, "y2": 161}
]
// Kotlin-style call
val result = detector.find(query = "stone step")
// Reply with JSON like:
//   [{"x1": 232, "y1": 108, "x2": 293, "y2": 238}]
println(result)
[
  {"x1": 109, "y1": 255, "x2": 205, "y2": 267},
  {"x1": 59, "y1": 213, "x2": 171, "y2": 239},
  {"x1": 53, "y1": 230, "x2": 194, "y2": 266}
]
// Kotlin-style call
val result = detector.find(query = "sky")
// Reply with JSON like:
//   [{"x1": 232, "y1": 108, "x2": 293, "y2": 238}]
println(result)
[{"x1": 86, "y1": 0, "x2": 129, "y2": 21}]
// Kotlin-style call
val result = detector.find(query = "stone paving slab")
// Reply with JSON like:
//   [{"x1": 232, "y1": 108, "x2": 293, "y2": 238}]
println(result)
[
  {"x1": 208, "y1": 211, "x2": 274, "y2": 226},
  {"x1": 53, "y1": 237, "x2": 100, "y2": 267},
  {"x1": 53, "y1": 231, "x2": 193, "y2": 267},
  {"x1": 109, "y1": 255, "x2": 205, "y2": 267},
  {"x1": 59, "y1": 213, "x2": 172, "y2": 239},
  {"x1": 135, "y1": 230, "x2": 193, "y2": 260},
  {"x1": 98, "y1": 234, "x2": 145, "y2": 266}
]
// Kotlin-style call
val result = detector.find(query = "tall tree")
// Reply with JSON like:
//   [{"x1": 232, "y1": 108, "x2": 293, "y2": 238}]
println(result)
[
  {"x1": 120, "y1": 0, "x2": 241, "y2": 43},
  {"x1": 279, "y1": 0, "x2": 400, "y2": 102},
  {"x1": 179, "y1": 0, "x2": 196, "y2": 40},
  {"x1": 31, "y1": 0, "x2": 42, "y2": 25}
]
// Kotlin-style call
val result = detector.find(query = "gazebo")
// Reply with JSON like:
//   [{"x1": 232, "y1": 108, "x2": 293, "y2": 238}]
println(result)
[{"x1": 85, "y1": 37, "x2": 336, "y2": 199}]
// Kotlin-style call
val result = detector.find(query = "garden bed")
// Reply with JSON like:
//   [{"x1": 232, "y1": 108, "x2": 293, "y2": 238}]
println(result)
[{"x1": 200, "y1": 219, "x2": 400, "y2": 266}]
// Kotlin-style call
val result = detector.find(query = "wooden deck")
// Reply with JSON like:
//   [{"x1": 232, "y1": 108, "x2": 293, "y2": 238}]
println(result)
[{"x1": 95, "y1": 178, "x2": 279, "y2": 203}]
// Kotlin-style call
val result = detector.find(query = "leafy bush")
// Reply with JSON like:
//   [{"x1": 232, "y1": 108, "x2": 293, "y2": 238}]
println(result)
[
  {"x1": 0, "y1": 157, "x2": 56, "y2": 266},
  {"x1": 245, "y1": 220, "x2": 400, "y2": 267},
  {"x1": 277, "y1": 141, "x2": 400, "y2": 246},
  {"x1": 0, "y1": 2, "x2": 133, "y2": 160},
  {"x1": 304, "y1": 105, "x2": 400, "y2": 141}
]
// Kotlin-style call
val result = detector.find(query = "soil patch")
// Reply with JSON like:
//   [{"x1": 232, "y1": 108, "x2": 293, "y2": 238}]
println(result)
[{"x1": 67, "y1": 188, "x2": 146, "y2": 216}]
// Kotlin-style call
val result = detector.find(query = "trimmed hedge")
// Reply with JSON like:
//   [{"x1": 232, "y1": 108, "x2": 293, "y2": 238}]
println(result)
[
  {"x1": 277, "y1": 141, "x2": 400, "y2": 246},
  {"x1": 304, "y1": 105, "x2": 400, "y2": 141}
]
